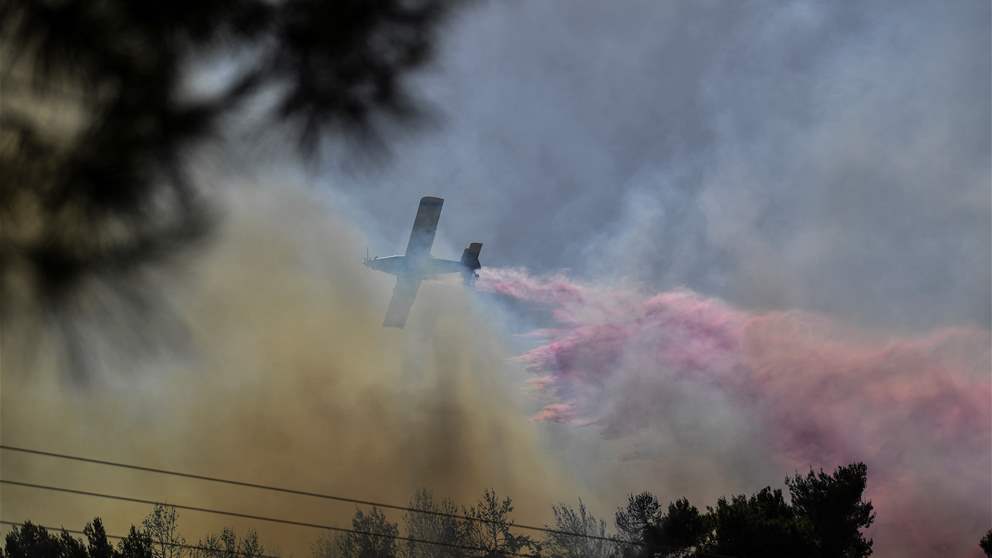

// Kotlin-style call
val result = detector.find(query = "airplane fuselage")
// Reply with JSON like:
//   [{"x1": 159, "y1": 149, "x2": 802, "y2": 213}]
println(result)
[{"x1": 364, "y1": 196, "x2": 482, "y2": 327}]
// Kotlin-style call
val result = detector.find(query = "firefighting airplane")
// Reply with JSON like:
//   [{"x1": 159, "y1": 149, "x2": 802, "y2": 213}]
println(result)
[{"x1": 364, "y1": 196, "x2": 483, "y2": 328}]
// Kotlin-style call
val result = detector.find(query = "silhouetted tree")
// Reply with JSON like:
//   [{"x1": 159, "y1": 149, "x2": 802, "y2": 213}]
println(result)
[
  {"x1": 461, "y1": 489, "x2": 535, "y2": 558},
  {"x1": 542, "y1": 500, "x2": 617, "y2": 558},
  {"x1": 980, "y1": 529, "x2": 991, "y2": 557},
  {"x1": 402, "y1": 490, "x2": 466, "y2": 558},
  {"x1": 644, "y1": 498, "x2": 707, "y2": 557},
  {"x1": 117, "y1": 527, "x2": 154, "y2": 558},
  {"x1": 2, "y1": 522, "x2": 84, "y2": 558},
  {"x1": 314, "y1": 507, "x2": 399, "y2": 558},
  {"x1": 687, "y1": 462, "x2": 874, "y2": 558},
  {"x1": 0, "y1": 505, "x2": 272, "y2": 558},
  {"x1": 704, "y1": 487, "x2": 811, "y2": 558},
  {"x1": 0, "y1": 471, "x2": 879, "y2": 558},
  {"x1": 141, "y1": 505, "x2": 185, "y2": 558},
  {"x1": 2, "y1": 519, "x2": 155, "y2": 558},
  {"x1": 786, "y1": 463, "x2": 874, "y2": 558},
  {"x1": 84, "y1": 519, "x2": 116, "y2": 558},
  {"x1": 614, "y1": 463, "x2": 874, "y2": 558},
  {"x1": 614, "y1": 492, "x2": 659, "y2": 557},
  {"x1": 193, "y1": 527, "x2": 265, "y2": 558}
]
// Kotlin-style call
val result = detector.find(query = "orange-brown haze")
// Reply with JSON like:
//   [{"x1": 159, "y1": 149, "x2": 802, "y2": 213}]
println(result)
[{"x1": 0, "y1": 183, "x2": 575, "y2": 556}]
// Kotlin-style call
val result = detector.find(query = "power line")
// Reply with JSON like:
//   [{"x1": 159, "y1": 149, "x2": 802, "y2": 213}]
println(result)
[
  {"x1": 0, "y1": 520, "x2": 280, "y2": 558},
  {"x1": 1, "y1": 479, "x2": 538, "y2": 558},
  {"x1": 0, "y1": 444, "x2": 634, "y2": 547}
]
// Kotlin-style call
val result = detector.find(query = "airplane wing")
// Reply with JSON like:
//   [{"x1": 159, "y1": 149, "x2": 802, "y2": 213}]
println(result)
[
  {"x1": 404, "y1": 196, "x2": 443, "y2": 260},
  {"x1": 383, "y1": 277, "x2": 422, "y2": 328}
]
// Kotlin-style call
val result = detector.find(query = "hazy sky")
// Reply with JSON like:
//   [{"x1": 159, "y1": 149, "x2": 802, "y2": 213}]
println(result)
[
  {"x1": 4, "y1": 2, "x2": 989, "y2": 558},
  {"x1": 329, "y1": 0, "x2": 990, "y2": 332}
]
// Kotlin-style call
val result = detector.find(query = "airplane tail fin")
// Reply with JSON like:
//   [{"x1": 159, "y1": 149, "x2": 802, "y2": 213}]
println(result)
[{"x1": 461, "y1": 242, "x2": 482, "y2": 285}]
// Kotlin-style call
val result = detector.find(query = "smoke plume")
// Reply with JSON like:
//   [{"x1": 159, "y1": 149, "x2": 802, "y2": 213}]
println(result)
[
  {"x1": 479, "y1": 267, "x2": 992, "y2": 558},
  {"x1": 0, "y1": 184, "x2": 573, "y2": 556}
]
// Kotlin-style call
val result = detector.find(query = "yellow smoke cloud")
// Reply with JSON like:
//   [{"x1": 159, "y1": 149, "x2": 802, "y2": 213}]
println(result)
[{"x1": 0, "y1": 182, "x2": 572, "y2": 555}]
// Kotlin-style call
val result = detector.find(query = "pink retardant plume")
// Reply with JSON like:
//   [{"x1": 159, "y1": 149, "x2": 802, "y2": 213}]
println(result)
[{"x1": 478, "y1": 267, "x2": 992, "y2": 558}]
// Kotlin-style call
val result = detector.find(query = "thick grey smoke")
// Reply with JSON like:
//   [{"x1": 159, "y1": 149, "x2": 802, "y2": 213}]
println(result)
[
  {"x1": 318, "y1": 2, "x2": 990, "y2": 557},
  {"x1": 332, "y1": 0, "x2": 990, "y2": 331}
]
